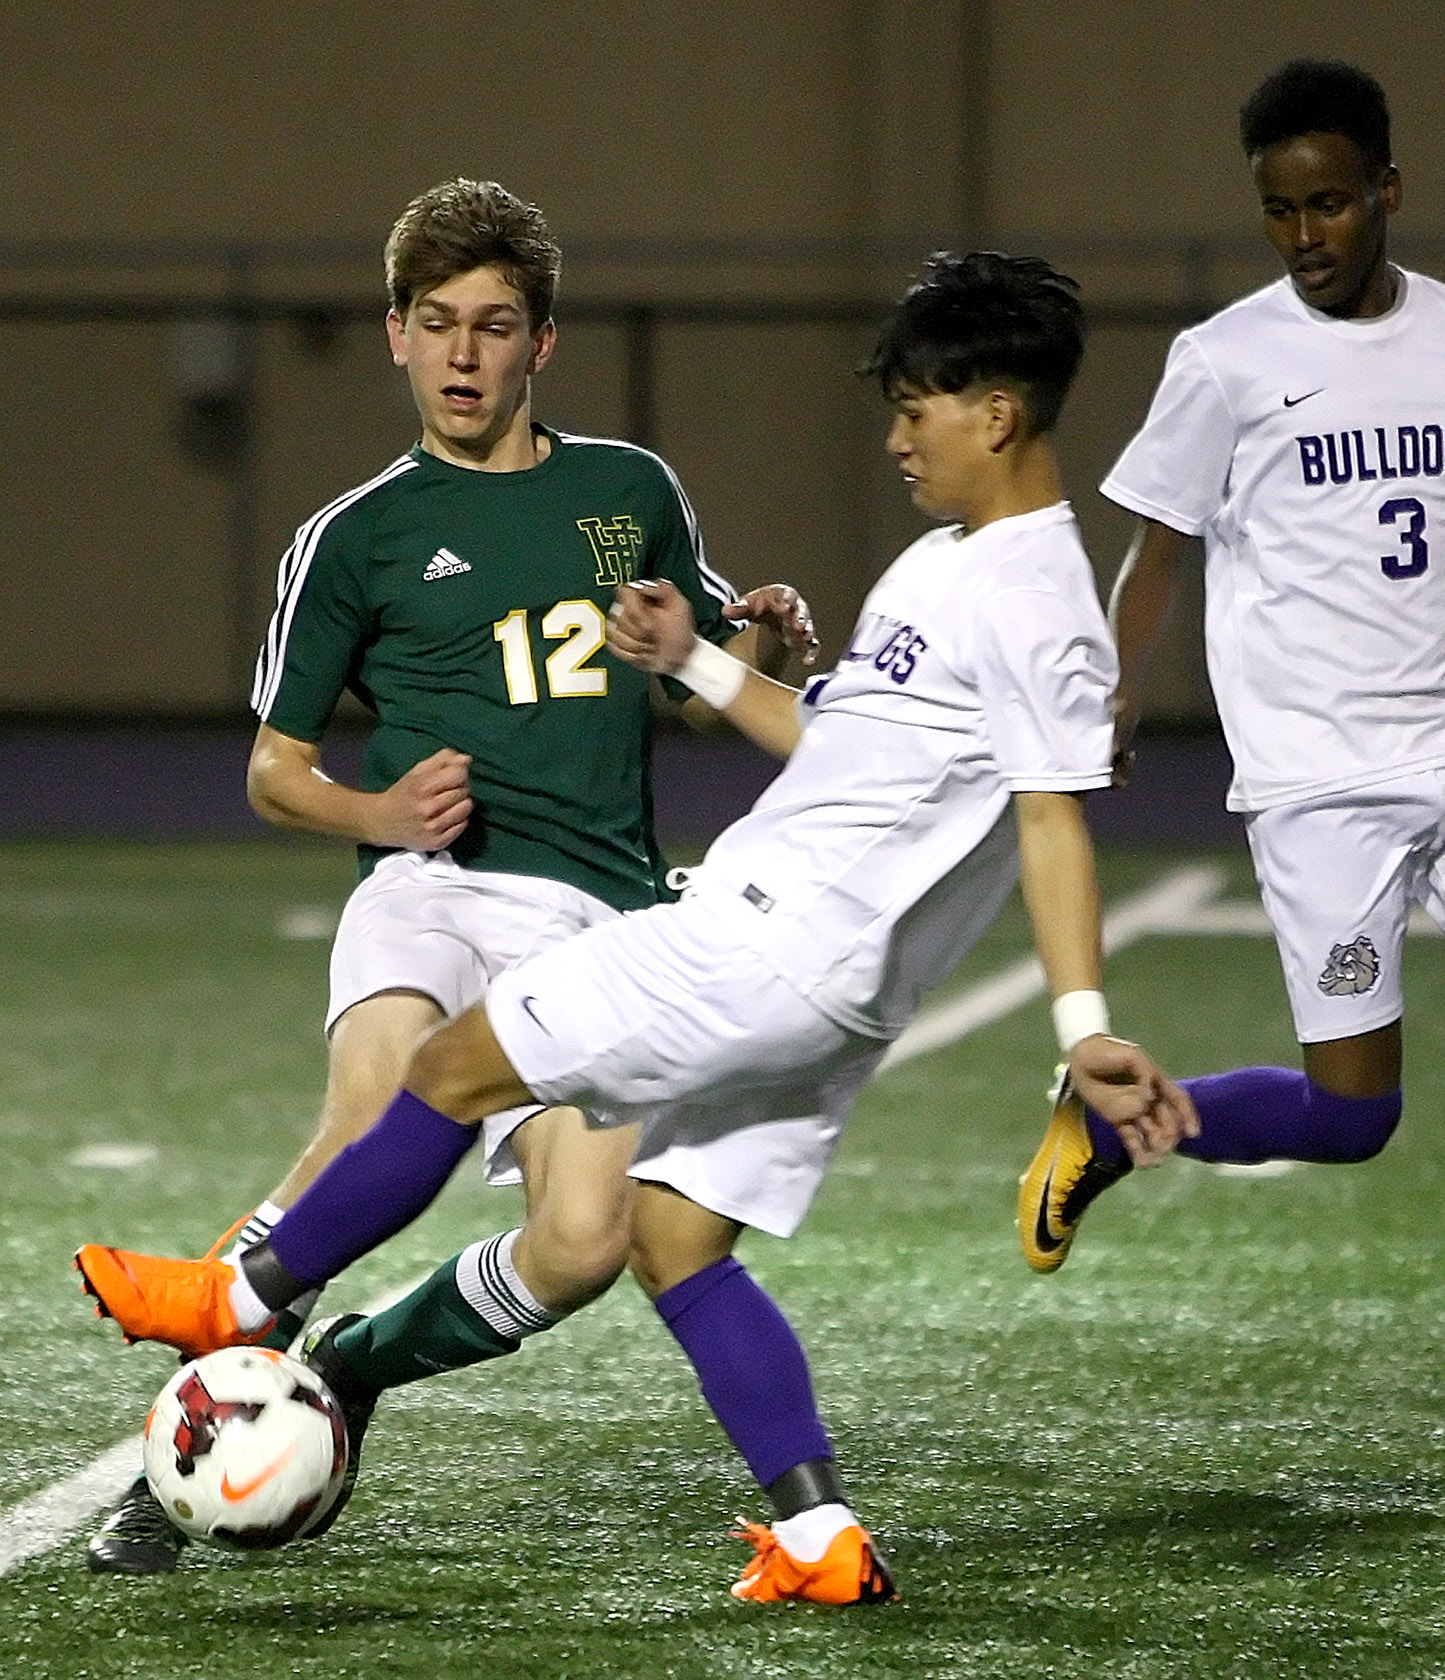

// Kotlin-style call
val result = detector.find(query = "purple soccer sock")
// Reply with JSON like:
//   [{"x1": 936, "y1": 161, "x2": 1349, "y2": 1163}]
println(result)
[
  {"x1": 1085, "y1": 1067, "x2": 1400, "y2": 1166},
  {"x1": 267, "y1": 1089, "x2": 479, "y2": 1286},
  {"x1": 654, "y1": 1256, "x2": 833, "y2": 1491},
  {"x1": 1179, "y1": 1069, "x2": 1401, "y2": 1163}
]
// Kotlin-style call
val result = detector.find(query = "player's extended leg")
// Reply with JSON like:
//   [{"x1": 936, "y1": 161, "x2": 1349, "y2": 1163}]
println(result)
[
  {"x1": 629, "y1": 1182, "x2": 897, "y2": 1606},
  {"x1": 76, "y1": 1002, "x2": 535, "y2": 1353},
  {"x1": 83, "y1": 988, "x2": 448, "y2": 1575},
  {"x1": 1021, "y1": 1023, "x2": 1403, "y2": 1272},
  {"x1": 1022, "y1": 786, "x2": 1420, "y2": 1272},
  {"x1": 303, "y1": 1104, "x2": 637, "y2": 1392},
  {"x1": 287, "y1": 1106, "x2": 638, "y2": 1535}
]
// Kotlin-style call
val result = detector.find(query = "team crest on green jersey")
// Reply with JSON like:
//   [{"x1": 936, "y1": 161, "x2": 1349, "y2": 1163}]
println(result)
[{"x1": 577, "y1": 515, "x2": 643, "y2": 585}]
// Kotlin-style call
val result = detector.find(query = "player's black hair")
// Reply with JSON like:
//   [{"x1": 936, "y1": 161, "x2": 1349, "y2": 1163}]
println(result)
[
  {"x1": 860, "y1": 251, "x2": 1085, "y2": 435},
  {"x1": 385, "y1": 178, "x2": 561, "y2": 328},
  {"x1": 1239, "y1": 59, "x2": 1391, "y2": 170}
]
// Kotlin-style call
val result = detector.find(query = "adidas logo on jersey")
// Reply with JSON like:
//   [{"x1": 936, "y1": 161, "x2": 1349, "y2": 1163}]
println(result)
[{"x1": 422, "y1": 548, "x2": 472, "y2": 581}]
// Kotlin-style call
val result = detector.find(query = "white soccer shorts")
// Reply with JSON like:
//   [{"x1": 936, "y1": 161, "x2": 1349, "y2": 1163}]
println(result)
[
  {"x1": 487, "y1": 889, "x2": 890, "y2": 1238},
  {"x1": 1245, "y1": 766, "x2": 1445, "y2": 1044},
  {"x1": 327, "y1": 851, "x2": 621, "y2": 1179}
]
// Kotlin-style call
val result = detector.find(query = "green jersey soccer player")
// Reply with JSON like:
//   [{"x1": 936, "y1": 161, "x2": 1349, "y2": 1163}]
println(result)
[{"x1": 85, "y1": 177, "x2": 815, "y2": 1574}]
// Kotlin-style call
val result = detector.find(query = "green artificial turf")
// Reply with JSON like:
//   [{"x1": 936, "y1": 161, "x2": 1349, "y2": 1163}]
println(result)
[{"x1": 3, "y1": 840, "x2": 1444, "y2": 1679}]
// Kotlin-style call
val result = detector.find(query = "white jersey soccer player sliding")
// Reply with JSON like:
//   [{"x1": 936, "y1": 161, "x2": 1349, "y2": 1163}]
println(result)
[
  {"x1": 78, "y1": 250, "x2": 1196, "y2": 1604},
  {"x1": 1020, "y1": 58, "x2": 1445, "y2": 1272}
]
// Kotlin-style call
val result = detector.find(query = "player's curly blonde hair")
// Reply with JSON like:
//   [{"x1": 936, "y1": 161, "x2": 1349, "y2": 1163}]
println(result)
[{"x1": 384, "y1": 178, "x2": 561, "y2": 329}]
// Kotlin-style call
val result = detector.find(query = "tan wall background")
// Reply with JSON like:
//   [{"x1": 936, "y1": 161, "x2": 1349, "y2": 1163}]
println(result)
[{"x1": 3, "y1": 1, "x2": 1442, "y2": 716}]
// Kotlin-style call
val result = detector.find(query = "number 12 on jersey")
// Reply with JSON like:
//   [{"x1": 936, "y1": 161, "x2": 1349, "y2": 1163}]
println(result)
[
  {"x1": 493, "y1": 601, "x2": 610, "y2": 704},
  {"x1": 1379, "y1": 496, "x2": 1429, "y2": 579}
]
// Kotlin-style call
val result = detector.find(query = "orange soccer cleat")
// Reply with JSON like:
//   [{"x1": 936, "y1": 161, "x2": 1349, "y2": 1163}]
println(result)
[
  {"x1": 74, "y1": 1245, "x2": 274, "y2": 1362},
  {"x1": 729, "y1": 1520, "x2": 899, "y2": 1606}
]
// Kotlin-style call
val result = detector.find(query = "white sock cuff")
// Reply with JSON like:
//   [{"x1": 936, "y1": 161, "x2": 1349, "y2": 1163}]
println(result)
[
  {"x1": 455, "y1": 1229, "x2": 560, "y2": 1341},
  {"x1": 225, "y1": 1267, "x2": 274, "y2": 1335},
  {"x1": 772, "y1": 1502, "x2": 855, "y2": 1563},
  {"x1": 228, "y1": 1200, "x2": 285, "y2": 1259}
]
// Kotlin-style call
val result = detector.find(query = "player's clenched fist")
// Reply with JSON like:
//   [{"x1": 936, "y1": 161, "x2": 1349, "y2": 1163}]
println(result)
[
  {"x1": 374, "y1": 748, "x2": 474, "y2": 852},
  {"x1": 608, "y1": 578, "x2": 698, "y2": 675}
]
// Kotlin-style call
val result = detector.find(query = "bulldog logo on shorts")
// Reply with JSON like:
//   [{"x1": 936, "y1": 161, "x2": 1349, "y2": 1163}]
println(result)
[{"x1": 1317, "y1": 935, "x2": 1381, "y2": 997}]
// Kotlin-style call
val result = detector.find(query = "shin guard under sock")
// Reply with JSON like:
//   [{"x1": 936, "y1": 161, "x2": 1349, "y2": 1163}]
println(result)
[
  {"x1": 330, "y1": 1255, "x2": 522, "y2": 1391},
  {"x1": 654, "y1": 1256, "x2": 833, "y2": 1492},
  {"x1": 264, "y1": 1090, "x2": 479, "y2": 1292},
  {"x1": 1178, "y1": 1068, "x2": 1400, "y2": 1164}
]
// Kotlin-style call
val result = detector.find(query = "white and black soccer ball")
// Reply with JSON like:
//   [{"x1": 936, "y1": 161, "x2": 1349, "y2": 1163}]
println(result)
[{"x1": 143, "y1": 1346, "x2": 348, "y2": 1550}]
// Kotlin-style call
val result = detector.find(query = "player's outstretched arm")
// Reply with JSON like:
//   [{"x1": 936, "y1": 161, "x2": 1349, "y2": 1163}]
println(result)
[
  {"x1": 608, "y1": 579, "x2": 805, "y2": 759},
  {"x1": 1014, "y1": 789, "x2": 1198, "y2": 1164},
  {"x1": 247, "y1": 723, "x2": 474, "y2": 851},
  {"x1": 1108, "y1": 518, "x2": 1189, "y2": 784}
]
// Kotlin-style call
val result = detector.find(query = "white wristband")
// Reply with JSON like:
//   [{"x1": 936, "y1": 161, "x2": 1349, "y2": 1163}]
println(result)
[
  {"x1": 1052, "y1": 989, "x2": 1111, "y2": 1053},
  {"x1": 675, "y1": 637, "x2": 747, "y2": 710}
]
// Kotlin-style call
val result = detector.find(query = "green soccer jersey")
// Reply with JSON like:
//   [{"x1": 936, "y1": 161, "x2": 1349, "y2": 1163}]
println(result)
[{"x1": 251, "y1": 426, "x2": 740, "y2": 911}]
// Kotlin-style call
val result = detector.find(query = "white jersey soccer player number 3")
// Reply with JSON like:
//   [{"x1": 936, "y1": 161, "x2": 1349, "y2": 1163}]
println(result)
[{"x1": 1104, "y1": 270, "x2": 1445, "y2": 814}]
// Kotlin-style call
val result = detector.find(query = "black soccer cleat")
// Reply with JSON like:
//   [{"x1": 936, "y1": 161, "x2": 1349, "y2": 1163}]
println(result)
[
  {"x1": 86, "y1": 1473, "x2": 189, "y2": 1575},
  {"x1": 297, "y1": 1313, "x2": 380, "y2": 1538}
]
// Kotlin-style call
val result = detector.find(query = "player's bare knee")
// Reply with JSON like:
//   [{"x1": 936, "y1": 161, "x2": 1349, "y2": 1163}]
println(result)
[
  {"x1": 404, "y1": 1023, "x2": 470, "y2": 1112},
  {"x1": 628, "y1": 1183, "x2": 741, "y2": 1299},
  {"x1": 561, "y1": 1232, "x2": 629, "y2": 1299},
  {"x1": 627, "y1": 1239, "x2": 667, "y2": 1301},
  {"x1": 534, "y1": 1197, "x2": 632, "y2": 1294}
]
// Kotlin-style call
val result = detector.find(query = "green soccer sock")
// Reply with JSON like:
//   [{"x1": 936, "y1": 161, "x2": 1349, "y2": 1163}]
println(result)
[
  {"x1": 330, "y1": 1231, "x2": 554, "y2": 1392},
  {"x1": 259, "y1": 1308, "x2": 308, "y2": 1353}
]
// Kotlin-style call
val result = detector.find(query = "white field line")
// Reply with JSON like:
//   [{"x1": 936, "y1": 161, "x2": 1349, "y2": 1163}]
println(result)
[
  {"x1": 0, "y1": 1440, "x2": 150, "y2": 1576},
  {"x1": 880, "y1": 862, "x2": 1226, "y2": 1071},
  {"x1": 0, "y1": 1278, "x2": 422, "y2": 1575}
]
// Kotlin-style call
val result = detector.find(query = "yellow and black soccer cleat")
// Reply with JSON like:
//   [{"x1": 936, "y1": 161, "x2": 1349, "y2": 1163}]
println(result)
[{"x1": 1018, "y1": 1068, "x2": 1133, "y2": 1273}]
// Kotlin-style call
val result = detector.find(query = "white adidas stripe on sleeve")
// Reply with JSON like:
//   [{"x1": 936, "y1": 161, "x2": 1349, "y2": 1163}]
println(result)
[{"x1": 251, "y1": 456, "x2": 417, "y2": 719}]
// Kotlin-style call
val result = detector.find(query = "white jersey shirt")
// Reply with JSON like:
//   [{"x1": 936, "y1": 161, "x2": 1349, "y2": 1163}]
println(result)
[
  {"x1": 1104, "y1": 268, "x2": 1445, "y2": 812},
  {"x1": 692, "y1": 502, "x2": 1115, "y2": 1037}
]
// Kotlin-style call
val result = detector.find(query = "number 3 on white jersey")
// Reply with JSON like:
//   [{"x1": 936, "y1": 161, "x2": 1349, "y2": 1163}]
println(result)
[
  {"x1": 1379, "y1": 496, "x2": 1429, "y2": 579},
  {"x1": 494, "y1": 600, "x2": 609, "y2": 704}
]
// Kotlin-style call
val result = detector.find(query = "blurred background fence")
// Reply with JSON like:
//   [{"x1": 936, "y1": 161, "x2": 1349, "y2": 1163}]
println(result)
[
  {"x1": 9, "y1": 229, "x2": 1442, "y2": 724},
  {"x1": 6, "y1": 0, "x2": 1445, "y2": 842}
]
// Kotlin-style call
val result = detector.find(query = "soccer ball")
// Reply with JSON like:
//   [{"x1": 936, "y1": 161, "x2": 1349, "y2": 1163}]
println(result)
[{"x1": 143, "y1": 1346, "x2": 348, "y2": 1550}]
